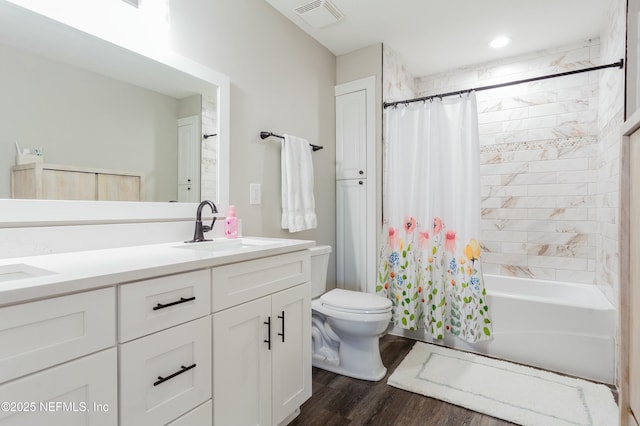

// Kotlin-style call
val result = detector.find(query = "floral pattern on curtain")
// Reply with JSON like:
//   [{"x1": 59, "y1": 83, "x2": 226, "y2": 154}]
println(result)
[
  {"x1": 377, "y1": 217, "x2": 491, "y2": 342},
  {"x1": 377, "y1": 93, "x2": 492, "y2": 343}
]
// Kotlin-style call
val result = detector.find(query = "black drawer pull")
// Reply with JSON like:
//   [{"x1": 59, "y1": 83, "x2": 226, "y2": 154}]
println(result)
[
  {"x1": 277, "y1": 311, "x2": 285, "y2": 342},
  {"x1": 153, "y1": 296, "x2": 196, "y2": 311},
  {"x1": 264, "y1": 317, "x2": 271, "y2": 350},
  {"x1": 153, "y1": 363, "x2": 196, "y2": 386}
]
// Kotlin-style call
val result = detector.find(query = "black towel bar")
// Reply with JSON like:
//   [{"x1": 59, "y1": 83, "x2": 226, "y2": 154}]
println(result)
[{"x1": 260, "y1": 131, "x2": 323, "y2": 152}]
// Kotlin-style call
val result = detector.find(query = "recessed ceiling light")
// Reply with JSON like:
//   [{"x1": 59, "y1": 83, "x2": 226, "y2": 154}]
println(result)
[{"x1": 490, "y1": 36, "x2": 511, "y2": 49}]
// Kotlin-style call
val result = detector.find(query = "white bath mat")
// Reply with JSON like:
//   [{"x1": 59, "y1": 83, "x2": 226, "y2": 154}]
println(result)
[{"x1": 388, "y1": 342, "x2": 618, "y2": 426}]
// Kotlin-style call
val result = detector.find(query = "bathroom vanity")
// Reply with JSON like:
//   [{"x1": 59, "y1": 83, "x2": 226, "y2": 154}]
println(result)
[{"x1": 0, "y1": 237, "x2": 313, "y2": 425}]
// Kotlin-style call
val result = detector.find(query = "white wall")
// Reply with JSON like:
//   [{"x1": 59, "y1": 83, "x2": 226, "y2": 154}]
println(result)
[{"x1": 169, "y1": 0, "x2": 337, "y2": 285}]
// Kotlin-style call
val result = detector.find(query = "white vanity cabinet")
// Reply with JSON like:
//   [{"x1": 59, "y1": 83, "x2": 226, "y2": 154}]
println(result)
[
  {"x1": 118, "y1": 269, "x2": 212, "y2": 426},
  {"x1": 0, "y1": 288, "x2": 118, "y2": 426},
  {"x1": 212, "y1": 251, "x2": 312, "y2": 426},
  {"x1": 0, "y1": 240, "x2": 314, "y2": 426}
]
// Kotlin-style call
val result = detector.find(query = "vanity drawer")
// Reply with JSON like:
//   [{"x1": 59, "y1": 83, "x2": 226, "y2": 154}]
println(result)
[
  {"x1": 0, "y1": 348, "x2": 118, "y2": 426},
  {"x1": 211, "y1": 250, "x2": 310, "y2": 312},
  {"x1": 0, "y1": 287, "x2": 115, "y2": 383},
  {"x1": 166, "y1": 400, "x2": 212, "y2": 426},
  {"x1": 119, "y1": 269, "x2": 211, "y2": 342},
  {"x1": 119, "y1": 316, "x2": 212, "y2": 426}
]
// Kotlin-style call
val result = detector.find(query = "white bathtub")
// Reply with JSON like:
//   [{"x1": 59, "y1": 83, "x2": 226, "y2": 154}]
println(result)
[{"x1": 391, "y1": 274, "x2": 616, "y2": 384}]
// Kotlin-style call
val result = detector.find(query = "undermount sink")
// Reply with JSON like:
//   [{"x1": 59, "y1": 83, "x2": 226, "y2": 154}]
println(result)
[
  {"x1": 174, "y1": 239, "x2": 243, "y2": 251},
  {"x1": 173, "y1": 237, "x2": 286, "y2": 252},
  {"x1": 0, "y1": 263, "x2": 56, "y2": 283},
  {"x1": 239, "y1": 237, "x2": 286, "y2": 247}
]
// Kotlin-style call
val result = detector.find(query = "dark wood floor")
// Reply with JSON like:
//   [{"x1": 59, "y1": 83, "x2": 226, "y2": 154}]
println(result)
[{"x1": 290, "y1": 334, "x2": 516, "y2": 426}]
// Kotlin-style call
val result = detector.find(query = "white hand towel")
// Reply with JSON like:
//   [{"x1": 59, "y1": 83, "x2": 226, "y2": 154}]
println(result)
[{"x1": 281, "y1": 134, "x2": 317, "y2": 232}]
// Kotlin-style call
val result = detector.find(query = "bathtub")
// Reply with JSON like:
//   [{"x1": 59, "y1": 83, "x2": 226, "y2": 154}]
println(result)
[{"x1": 391, "y1": 274, "x2": 616, "y2": 384}]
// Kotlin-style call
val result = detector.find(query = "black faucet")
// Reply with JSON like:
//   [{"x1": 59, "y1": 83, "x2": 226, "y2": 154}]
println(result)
[{"x1": 186, "y1": 200, "x2": 218, "y2": 243}]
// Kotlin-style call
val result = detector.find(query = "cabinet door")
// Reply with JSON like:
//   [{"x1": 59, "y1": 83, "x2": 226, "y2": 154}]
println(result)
[
  {"x1": 42, "y1": 169, "x2": 96, "y2": 200},
  {"x1": 10, "y1": 167, "x2": 36, "y2": 198},
  {"x1": 166, "y1": 400, "x2": 211, "y2": 426},
  {"x1": 336, "y1": 179, "x2": 367, "y2": 292},
  {"x1": 177, "y1": 116, "x2": 201, "y2": 199},
  {"x1": 336, "y1": 89, "x2": 367, "y2": 180},
  {"x1": 177, "y1": 185, "x2": 198, "y2": 203},
  {"x1": 271, "y1": 284, "x2": 311, "y2": 426},
  {"x1": 213, "y1": 296, "x2": 272, "y2": 426},
  {"x1": 97, "y1": 174, "x2": 140, "y2": 201},
  {"x1": 0, "y1": 348, "x2": 117, "y2": 426}
]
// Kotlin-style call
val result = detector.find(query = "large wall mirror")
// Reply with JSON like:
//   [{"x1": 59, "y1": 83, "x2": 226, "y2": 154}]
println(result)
[{"x1": 0, "y1": 1, "x2": 230, "y2": 225}]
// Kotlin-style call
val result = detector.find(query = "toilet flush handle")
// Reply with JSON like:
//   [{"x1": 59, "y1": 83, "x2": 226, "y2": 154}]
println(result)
[{"x1": 277, "y1": 311, "x2": 285, "y2": 342}]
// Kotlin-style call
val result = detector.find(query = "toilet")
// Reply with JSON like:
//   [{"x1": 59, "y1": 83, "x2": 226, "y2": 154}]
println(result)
[{"x1": 309, "y1": 245, "x2": 392, "y2": 381}]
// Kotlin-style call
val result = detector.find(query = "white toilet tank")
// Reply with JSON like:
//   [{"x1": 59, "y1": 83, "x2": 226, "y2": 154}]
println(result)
[{"x1": 309, "y1": 245, "x2": 332, "y2": 298}]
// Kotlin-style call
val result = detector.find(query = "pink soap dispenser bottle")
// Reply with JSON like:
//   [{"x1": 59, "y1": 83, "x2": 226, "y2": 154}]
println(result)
[{"x1": 225, "y1": 205, "x2": 238, "y2": 239}]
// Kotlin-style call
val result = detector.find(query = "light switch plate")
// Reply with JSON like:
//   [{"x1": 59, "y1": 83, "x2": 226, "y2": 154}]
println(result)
[{"x1": 250, "y1": 183, "x2": 261, "y2": 205}]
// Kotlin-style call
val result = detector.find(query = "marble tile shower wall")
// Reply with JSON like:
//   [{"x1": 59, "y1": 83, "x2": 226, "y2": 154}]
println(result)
[
  {"x1": 382, "y1": 45, "x2": 416, "y2": 103},
  {"x1": 595, "y1": 0, "x2": 625, "y2": 306},
  {"x1": 414, "y1": 39, "x2": 602, "y2": 284}
]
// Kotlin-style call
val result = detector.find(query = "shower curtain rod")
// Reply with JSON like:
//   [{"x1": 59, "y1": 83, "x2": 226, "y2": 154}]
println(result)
[{"x1": 383, "y1": 59, "x2": 624, "y2": 109}]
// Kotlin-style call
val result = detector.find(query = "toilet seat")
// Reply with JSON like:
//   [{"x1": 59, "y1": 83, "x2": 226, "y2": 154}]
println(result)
[{"x1": 320, "y1": 289, "x2": 392, "y2": 315}]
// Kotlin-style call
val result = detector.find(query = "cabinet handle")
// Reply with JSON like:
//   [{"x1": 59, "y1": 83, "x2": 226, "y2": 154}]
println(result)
[
  {"x1": 359, "y1": 170, "x2": 364, "y2": 175},
  {"x1": 187, "y1": 178, "x2": 191, "y2": 182},
  {"x1": 264, "y1": 317, "x2": 271, "y2": 350},
  {"x1": 153, "y1": 296, "x2": 196, "y2": 311},
  {"x1": 359, "y1": 181, "x2": 363, "y2": 185},
  {"x1": 277, "y1": 311, "x2": 285, "y2": 342},
  {"x1": 153, "y1": 363, "x2": 196, "y2": 386}
]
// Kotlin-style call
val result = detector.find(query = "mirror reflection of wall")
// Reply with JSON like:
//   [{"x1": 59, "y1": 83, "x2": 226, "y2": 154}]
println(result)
[{"x1": 0, "y1": 42, "x2": 215, "y2": 202}]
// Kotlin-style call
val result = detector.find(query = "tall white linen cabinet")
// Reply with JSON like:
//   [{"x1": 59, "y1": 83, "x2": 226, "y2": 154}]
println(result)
[{"x1": 335, "y1": 76, "x2": 376, "y2": 293}]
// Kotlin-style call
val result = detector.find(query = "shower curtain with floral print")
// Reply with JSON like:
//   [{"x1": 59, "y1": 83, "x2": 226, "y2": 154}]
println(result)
[{"x1": 377, "y1": 92, "x2": 492, "y2": 343}]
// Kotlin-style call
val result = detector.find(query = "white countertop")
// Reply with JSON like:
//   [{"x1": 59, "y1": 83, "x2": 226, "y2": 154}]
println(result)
[{"x1": 0, "y1": 237, "x2": 315, "y2": 307}]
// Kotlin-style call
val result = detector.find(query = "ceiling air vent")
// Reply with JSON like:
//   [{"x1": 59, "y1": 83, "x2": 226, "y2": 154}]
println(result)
[{"x1": 294, "y1": 0, "x2": 343, "y2": 28}]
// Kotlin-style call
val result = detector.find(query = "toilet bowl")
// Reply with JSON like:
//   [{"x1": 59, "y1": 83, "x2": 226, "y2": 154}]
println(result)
[{"x1": 309, "y1": 245, "x2": 392, "y2": 381}]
